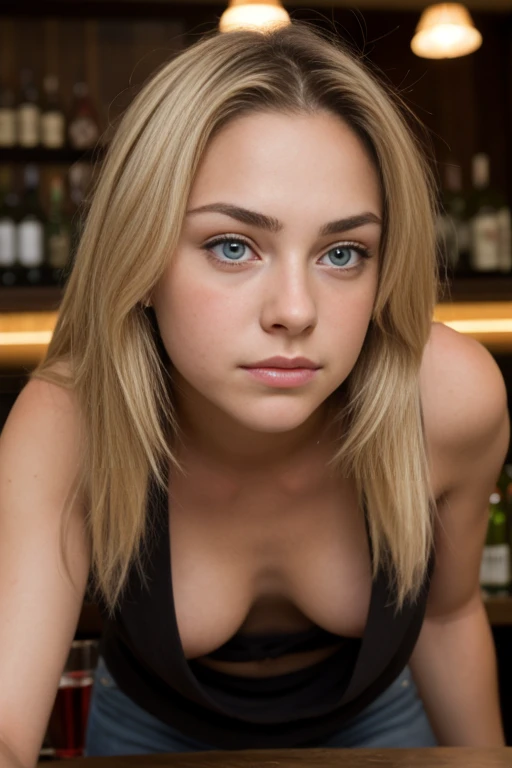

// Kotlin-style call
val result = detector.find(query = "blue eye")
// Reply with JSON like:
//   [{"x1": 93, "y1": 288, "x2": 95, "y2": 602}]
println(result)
[
  {"x1": 208, "y1": 239, "x2": 248, "y2": 263},
  {"x1": 202, "y1": 235, "x2": 372, "y2": 270}
]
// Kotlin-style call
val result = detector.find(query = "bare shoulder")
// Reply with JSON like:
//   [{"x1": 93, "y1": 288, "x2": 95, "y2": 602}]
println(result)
[
  {"x1": 13, "y1": 359, "x2": 77, "y2": 423},
  {"x1": 420, "y1": 321, "x2": 509, "y2": 487},
  {"x1": 407, "y1": 323, "x2": 510, "y2": 621},
  {"x1": 1, "y1": 357, "x2": 84, "y2": 501}
]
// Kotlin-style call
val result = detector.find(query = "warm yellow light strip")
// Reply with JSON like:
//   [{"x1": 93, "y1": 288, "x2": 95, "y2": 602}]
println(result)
[
  {"x1": 440, "y1": 319, "x2": 512, "y2": 333},
  {"x1": 1, "y1": 303, "x2": 512, "y2": 368},
  {"x1": 0, "y1": 331, "x2": 54, "y2": 345}
]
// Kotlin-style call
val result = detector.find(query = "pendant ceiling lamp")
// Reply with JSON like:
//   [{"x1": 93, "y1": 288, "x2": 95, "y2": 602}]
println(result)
[
  {"x1": 219, "y1": 0, "x2": 291, "y2": 33},
  {"x1": 411, "y1": 3, "x2": 482, "y2": 59}
]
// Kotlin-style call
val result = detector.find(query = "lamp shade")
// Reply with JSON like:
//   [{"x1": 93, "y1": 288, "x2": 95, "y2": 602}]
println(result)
[
  {"x1": 219, "y1": 0, "x2": 290, "y2": 33},
  {"x1": 411, "y1": 3, "x2": 482, "y2": 59}
]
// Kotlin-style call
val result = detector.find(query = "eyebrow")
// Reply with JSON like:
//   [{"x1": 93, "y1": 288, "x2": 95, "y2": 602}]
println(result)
[{"x1": 186, "y1": 203, "x2": 382, "y2": 237}]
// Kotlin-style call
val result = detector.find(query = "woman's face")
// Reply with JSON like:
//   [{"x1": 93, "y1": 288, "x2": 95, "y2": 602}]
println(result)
[{"x1": 152, "y1": 110, "x2": 382, "y2": 466}]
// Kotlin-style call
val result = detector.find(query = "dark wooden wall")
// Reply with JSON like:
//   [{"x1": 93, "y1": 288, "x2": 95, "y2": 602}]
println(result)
[{"x1": 1, "y1": 5, "x2": 511, "y2": 201}]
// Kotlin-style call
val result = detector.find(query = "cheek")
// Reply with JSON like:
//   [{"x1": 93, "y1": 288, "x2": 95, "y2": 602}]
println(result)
[
  {"x1": 162, "y1": 282, "x2": 236, "y2": 370},
  {"x1": 327, "y1": 292, "x2": 375, "y2": 364}
]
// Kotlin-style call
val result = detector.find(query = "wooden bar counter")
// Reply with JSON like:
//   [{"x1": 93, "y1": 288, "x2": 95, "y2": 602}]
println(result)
[{"x1": 40, "y1": 747, "x2": 512, "y2": 767}]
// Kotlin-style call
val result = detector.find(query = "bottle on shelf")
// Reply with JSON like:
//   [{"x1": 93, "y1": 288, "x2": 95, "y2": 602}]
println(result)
[
  {"x1": 17, "y1": 69, "x2": 41, "y2": 149},
  {"x1": 68, "y1": 162, "x2": 92, "y2": 262},
  {"x1": 0, "y1": 166, "x2": 18, "y2": 287},
  {"x1": 17, "y1": 164, "x2": 46, "y2": 285},
  {"x1": 45, "y1": 174, "x2": 72, "y2": 286},
  {"x1": 0, "y1": 78, "x2": 16, "y2": 148},
  {"x1": 41, "y1": 75, "x2": 66, "y2": 150},
  {"x1": 68, "y1": 82, "x2": 100, "y2": 150},
  {"x1": 467, "y1": 153, "x2": 512, "y2": 274},
  {"x1": 436, "y1": 163, "x2": 471, "y2": 274},
  {"x1": 480, "y1": 486, "x2": 511, "y2": 597}
]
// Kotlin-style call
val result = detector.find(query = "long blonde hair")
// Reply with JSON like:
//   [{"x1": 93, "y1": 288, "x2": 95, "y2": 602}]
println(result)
[{"x1": 30, "y1": 20, "x2": 441, "y2": 617}]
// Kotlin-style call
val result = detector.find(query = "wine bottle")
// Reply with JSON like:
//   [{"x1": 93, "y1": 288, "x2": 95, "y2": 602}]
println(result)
[
  {"x1": 17, "y1": 69, "x2": 41, "y2": 148},
  {"x1": 0, "y1": 79, "x2": 16, "y2": 148},
  {"x1": 480, "y1": 487, "x2": 511, "y2": 596},
  {"x1": 68, "y1": 162, "x2": 91, "y2": 262},
  {"x1": 68, "y1": 82, "x2": 100, "y2": 150},
  {"x1": 17, "y1": 165, "x2": 45, "y2": 285},
  {"x1": 0, "y1": 167, "x2": 18, "y2": 287},
  {"x1": 41, "y1": 75, "x2": 66, "y2": 149},
  {"x1": 436, "y1": 163, "x2": 470, "y2": 273},
  {"x1": 468, "y1": 154, "x2": 512, "y2": 274},
  {"x1": 45, "y1": 175, "x2": 72, "y2": 286}
]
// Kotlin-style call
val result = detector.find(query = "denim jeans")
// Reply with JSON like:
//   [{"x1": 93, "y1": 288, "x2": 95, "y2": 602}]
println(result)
[{"x1": 84, "y1": 655, "x2": 438, "y2": 755}]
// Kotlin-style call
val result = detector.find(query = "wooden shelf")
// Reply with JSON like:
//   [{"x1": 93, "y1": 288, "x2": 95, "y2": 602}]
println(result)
[
  {"x1": 0, "y1": 285, "x2": 63, "y2": 313},
  {"x1": 0, "y1": 146, "x2": 105, "y2": 165},
  {"x1": 440, "y1": 275, "x2": 512, "y2": 302}
]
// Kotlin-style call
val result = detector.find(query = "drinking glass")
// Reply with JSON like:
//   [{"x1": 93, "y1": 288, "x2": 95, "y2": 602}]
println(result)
[{"x1": 46, "y1": 639, "x2": 99, "y2": 758}]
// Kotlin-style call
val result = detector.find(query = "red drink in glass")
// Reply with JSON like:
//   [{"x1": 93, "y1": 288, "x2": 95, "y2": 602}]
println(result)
[{"x1": 46, "y1": 640, "x2": 98, "y2": 758}]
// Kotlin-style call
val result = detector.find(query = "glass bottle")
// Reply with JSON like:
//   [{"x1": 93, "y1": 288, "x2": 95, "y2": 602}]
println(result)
[
  {"x1": 17, "y1": 69, "x2": 41, "y2": 148},
  {"x1": 17, "y1": 165, "x2": 46, "y2": 285},
  {"x1": 436, "y1": 163, "x2": 470, "y2": 274},
  {"x1": 41, "y1": 75, "x2": 66, "y2": 149},
  {"x1": 45, "y1": 175, "x2": 72, "y2": 286},
  {"x1": 467, "y1": 154, "x2": 512, "y2": 274},
  {"x1": 0, "y1": 166, "x2": 18, "y2": 287},
  {"x1": 68, "y1": 82, "x2": 100, "y2": 150},
  {"x1": 480, "y1": 486, "x2": 511, "y2": 597},
  {"x1": 0, "y1": 78, "x2": 16, "y2": 148}
]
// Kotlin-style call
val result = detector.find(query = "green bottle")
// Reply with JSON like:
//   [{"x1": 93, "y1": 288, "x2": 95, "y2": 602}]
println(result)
[
  {"x1": 480, "y1": 486, "x2": 511, "y2": 596},
  {"x1": 45, "y1": 175, "x2": 71, "y2": 286}
]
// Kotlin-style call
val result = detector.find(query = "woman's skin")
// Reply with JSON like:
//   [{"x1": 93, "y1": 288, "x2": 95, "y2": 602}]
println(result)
[
  {"x1": 151, "y1": 110, "x2": 382, "y2": 473},
  {"x1": 150, "y1": 110, "x2": 509, "y2": 744},
  {"x1": 149, "y1": 109, "x2": 383, "y2": 675}
]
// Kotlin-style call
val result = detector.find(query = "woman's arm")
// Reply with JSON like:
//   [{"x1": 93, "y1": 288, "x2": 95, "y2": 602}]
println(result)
[{"x1": 410, "y1": 324, "x2": 510, "y2": 746}]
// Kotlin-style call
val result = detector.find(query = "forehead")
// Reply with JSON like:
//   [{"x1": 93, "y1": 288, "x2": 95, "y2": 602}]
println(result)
[{"x1": 188, "y1": 111, "x2": 382, "y2": 215}]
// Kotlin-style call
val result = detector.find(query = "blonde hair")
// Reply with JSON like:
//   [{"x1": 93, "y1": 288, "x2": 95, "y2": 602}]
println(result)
[{"x1": 30, "y1": 20, "x2": 441, "y2": 617}]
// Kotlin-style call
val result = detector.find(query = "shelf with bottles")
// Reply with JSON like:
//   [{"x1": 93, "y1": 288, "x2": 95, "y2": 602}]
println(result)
[
  {"x1": 436, "y1": 153, "x2": 512, "y2": 281},
  {"x1": 0, "y1": 162, "x2": 93, "y2": 291},
  {"x1": 0, "y1": 70, "x2": 103, "y2": 156}
]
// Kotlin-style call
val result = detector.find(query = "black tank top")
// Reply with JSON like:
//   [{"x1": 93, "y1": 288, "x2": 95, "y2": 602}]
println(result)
[{"x1": 98, "y1": 472, "x2": 435, "y2": 749}]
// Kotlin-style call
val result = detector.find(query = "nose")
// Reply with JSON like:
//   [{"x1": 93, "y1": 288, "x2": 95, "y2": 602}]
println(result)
[{"x1": 260, "y1": 258, "x2": 318, "y2": 336}]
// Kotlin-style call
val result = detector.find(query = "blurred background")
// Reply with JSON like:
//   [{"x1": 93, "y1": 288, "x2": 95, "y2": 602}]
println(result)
[{"x1": 1, "y1": 0, "x2": 512, "y2": 758}]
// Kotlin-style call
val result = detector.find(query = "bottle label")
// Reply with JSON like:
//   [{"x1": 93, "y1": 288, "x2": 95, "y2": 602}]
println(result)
[
  {"x1": 48, "y1": 231, "x2": 71, "y2": 268},
  {"x1": 496, "y1": 207, "x2": 512, "y2": 273},
  {"x1": 18, "y1": 104, "x2": 40, "y2": 147},
  {"x1": 69, "y1": 118, "x2": 99, "y2": 150},
  {"x1": 0, "y1": 219, "x2": 16, "y2": 265},
  {"x1": 471, "y1": 214, "x2": 501, "y2": 271},
  {"x1": 18, "y1": 220, "x2": 44, "y2": 266},
  {"x1": 0, "y1": 109, "x2": 16, "y2": 147},
  {"x1": 480, "y1": 544, "x2": 511, "y2": 587},
  {"x1": 41, "y1": 112, "x2": 65, "y2": 149}
]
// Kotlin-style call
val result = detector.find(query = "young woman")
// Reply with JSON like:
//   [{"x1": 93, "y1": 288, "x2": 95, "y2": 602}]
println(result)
[{"x1": 0, "y1": 21, "x2": 509, "y2": 765}]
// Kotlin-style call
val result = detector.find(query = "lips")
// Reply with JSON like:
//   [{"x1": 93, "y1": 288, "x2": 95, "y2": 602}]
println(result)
[{"x1": 243, "y1": 356, "x2": 319, "y2": 369}]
